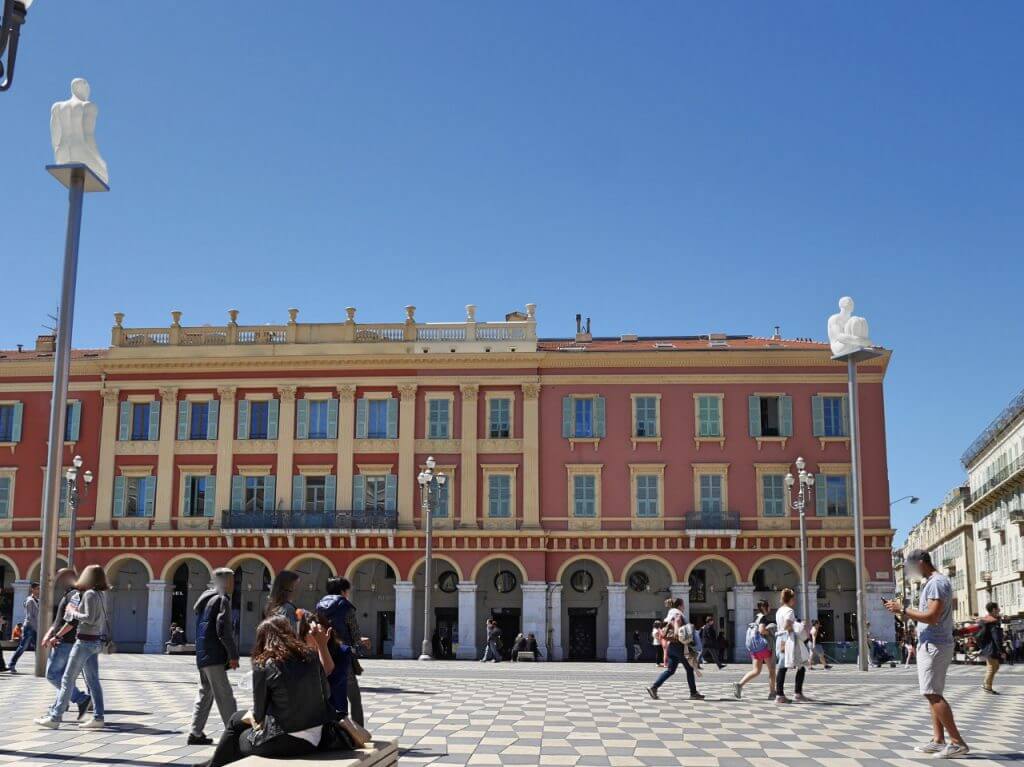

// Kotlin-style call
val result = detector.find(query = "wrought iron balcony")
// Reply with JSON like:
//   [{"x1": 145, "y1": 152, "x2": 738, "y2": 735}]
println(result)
[
  {"x1": 220, "y1": 509, "x2": 398, "y2": 531},
  {"x1": 684, "y1": 510, "x2": 741, "y2": 531}
]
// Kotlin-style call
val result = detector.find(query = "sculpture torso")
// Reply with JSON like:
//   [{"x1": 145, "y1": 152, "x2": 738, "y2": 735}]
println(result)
[
  {"x1": 827, "y1": 300, "x2": 873, "y2": 358},
  {"x1": 50, "y1": 83, "x2": 108, "y2": 183}
]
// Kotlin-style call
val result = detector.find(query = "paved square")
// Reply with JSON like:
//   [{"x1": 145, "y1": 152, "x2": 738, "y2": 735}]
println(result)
[{"x1": 0, "y1": 654, "x2": 1020, "y2": 766}]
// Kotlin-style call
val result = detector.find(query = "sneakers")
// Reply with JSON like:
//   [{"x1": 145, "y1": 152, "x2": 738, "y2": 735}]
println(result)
[
  {"x1": 982, "y1": 686, "x2": 999, "y2": 695},
  {"x1": 913, "y1": 741, "x2": 946, "y2": 754},
  {"x1": 79, "y1": 718, "x2": 105, "y2": 730},
  {"x1": 646, "y1": 686, "x2": 659, "y2": 700},
  {"x1": 34, "y1": 717, "x2": 59, "y2": 729},
  {"x1": 689, "y1": 693, "x2": 705, "y2": 700},
  {"x1": 794, "y1": 694, "x2": 812, "y2": 703},
  {"x1": 775, "y1": 695, "x2": 792, "y2": 704},
  {"x1": 733, "y1": 683, "x2": 742, "y2": 699},
  {"x1": 77, "y1": 696, "x2": 92, "y2": 721},
  {"x1": 187, "y1": 733, "x2": 213, "y2": 746},
  {"x1": 939, "y1": 743, "x2": 970, "y2": 759}
]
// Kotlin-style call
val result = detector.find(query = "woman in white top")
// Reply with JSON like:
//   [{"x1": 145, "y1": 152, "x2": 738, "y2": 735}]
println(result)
[{"x1": 774, "y1": 588, "x2": 810, "y2": 704}]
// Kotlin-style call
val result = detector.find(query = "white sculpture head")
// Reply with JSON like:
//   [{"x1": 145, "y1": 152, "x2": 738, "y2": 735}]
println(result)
[
  {"x1": 838, "y1": 296, "x2": 853, "y2": 314},
  {"x1": 71, "y1": 77, "x2": 90, "y2": 101}
]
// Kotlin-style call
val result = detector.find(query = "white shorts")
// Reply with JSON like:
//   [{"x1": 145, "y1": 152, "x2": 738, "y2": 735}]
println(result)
[{"x1": 917, "y1": 641, "x2": 954, "y2": 696}]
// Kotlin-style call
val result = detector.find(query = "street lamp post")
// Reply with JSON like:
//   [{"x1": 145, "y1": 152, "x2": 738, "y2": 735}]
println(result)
[
  {"x1": 416, "y1": 457, "x2": 447, "y2": 661},
  {"x1": 0, "y1": 0, "x2": 34, "y2": 92},
  {"x1": 785, "y1": 458, "x2": 816, "y2": 622},
  {"x1": 65, "y1": 455, "x2": 93, "y2": 570}
]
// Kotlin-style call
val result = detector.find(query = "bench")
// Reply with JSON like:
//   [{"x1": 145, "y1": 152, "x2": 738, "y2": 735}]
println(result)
[
  {"x1": 0, "y1": 640, "x2": 19, "y2": 650},
  {"x1": 165, "y1": 643, "x2": 196, "y2": 655},
  {"x1": 516, "y1": 651, "x2": 536, "y2": 662},
  {"x1": 235, "y1": 739, "x2": 398, "y2": 767}
]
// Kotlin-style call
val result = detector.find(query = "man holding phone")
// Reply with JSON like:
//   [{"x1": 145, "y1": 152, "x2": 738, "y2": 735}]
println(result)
[{"x1": 885, "y1": 549, "x2": 969, "y2": 759}]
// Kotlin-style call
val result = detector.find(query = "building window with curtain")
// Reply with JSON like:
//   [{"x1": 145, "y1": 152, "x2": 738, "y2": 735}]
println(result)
[{"x1": 488, "y1": 397, "x2": 511, "y2": 438}]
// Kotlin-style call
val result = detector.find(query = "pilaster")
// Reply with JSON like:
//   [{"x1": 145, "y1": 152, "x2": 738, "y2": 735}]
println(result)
[
  {"x1": 459, "y1": 384, "x2": 479, "y2": 529},
  {"x1": 143, "y1": 580, "x2": 173, "y2": 653},
  {"x1": 521, "y1": 581, "x2": 548, "y2": 656},
  {"x1": 154, "y1": 387, "x2": 178, "y2": 529},
  {"x1": 732, "y1": 582, "x2": 756, "y2": 662},
  {"x1": 456, "y1": 581, "x2": 479, "y2": 659},
  {"x1": 392, "y1": 580, "x2": 415, "y2": 659},
  {"x1": 548, "y1": 583, "x2": 563, "y2": 661},
  {"x1": 521, "y1": 383, "x2": 541, "y2": 529},
  {"x1": 214, "y1": 387, "x2": 236, "y2": 517},
  {"x1": 336, "y1": 384, "x2": 356, "y2": 509},
  {"x1": 277, "y1": 386, "x2": 297, "y2": 509},
  {"x1": 397, "y1": 384, "x2": 417, "y2": 529},
  {"x1": 94, "y1": 388, "x2": 120, "y2": 529},
  {"x1": 606, "y1": 582, "x2": 628, "y2": 662}
]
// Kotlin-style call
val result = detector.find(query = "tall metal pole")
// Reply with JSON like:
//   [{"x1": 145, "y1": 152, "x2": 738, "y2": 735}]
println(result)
[
  {"x1": 67, "y1": 477, "x2": 78, "y2": 570},
  {"x1": 848, "y1": 358, "x2": 869, "y2": 671},
  {"x1": 419, "y1": 483, "x2": 434, "y2": 660},
  {"x1": 798, "y1": 501, "x2": 809, "y2": 623},
  {"x1": 35, "y1": 167, "x2": 85, "y2": 677}
]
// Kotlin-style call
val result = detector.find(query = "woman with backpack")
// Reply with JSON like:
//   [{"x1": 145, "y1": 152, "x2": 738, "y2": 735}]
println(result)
[
  {"x1": 646, "y1": 612, "x2": 704, "y2": 701},
  {"x1": 733, "y1": 599, "x2": 776, "y2": 700}
]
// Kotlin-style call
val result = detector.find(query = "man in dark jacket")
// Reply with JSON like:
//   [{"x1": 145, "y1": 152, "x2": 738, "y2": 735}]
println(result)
[
  {"x1": 316, "y1": 576, "x2": 365, "y2": 725},
  {"x1": 701, "y1": 617, "x2": 725, "y2": 670},
  {"x1": 187, "y1": 568, "x2": 239, "y2": 745}
]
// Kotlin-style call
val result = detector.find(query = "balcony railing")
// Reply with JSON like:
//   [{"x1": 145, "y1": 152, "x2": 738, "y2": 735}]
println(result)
[
  {"x1": 965, "y1": 454, "x2": 1024, "y2": 509},
  {"x1": 684, "y1": 510, "x2": 741, "y2": 531},
  {"x1": 220, "y1": 509, "x2": 398, "y2": 531}
]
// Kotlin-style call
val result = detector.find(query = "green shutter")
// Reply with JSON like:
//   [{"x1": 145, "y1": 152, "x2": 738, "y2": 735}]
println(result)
[
  {"x1": 386, "y1": 398, "x2": 398, "y2": 439},
  {"x1": 779, "y1": 395, "x2": 793, "y2": 437},
  {"x1": 263, "y1": 475, "x2": 277, "y2": 512},
  {"x1": 292, "y1": 475, "x2": 305, "y2": 511},
  {"x1": 182, "y1": 474, "x2": 193, "y2": 516},
  {"x1": 112, "y1": 475, "x2": 126, "y2": 517},
  {"x1": 326, "y1": 398, "x2": 339, "y2": 439},
  {"x1": 67, "y1": 400, "x2": 82, "y2": 442},
  {"x1": 267, "y1": 399, "x2": 280, "y2": 440},
  {"x1": 0, "y1": 477, "x2": 10, "y2": 518},
  {"x1": 355, "y1": 399, "x2": 368, "y2": 439},
  {"x1": 816, "y1": 480, "x2": 827, "y2": 517},
  {"x1": 144, "y1": 476, "x2": 156, "y2": 516},
  {"x1": 747, "y1": 396, "x2": 761, "y2": 437},
  {"x1": 118, "y1": 402, "x2": 131, "y2": 441},
  {"x1": 594, "y1": 396, "x2": 606, "y2": 438},
  {"x1": 230, "y1": 475, "x2": 244, "y2": 511},
  {"x1": 236, "y1": 400, "x2": 250, "y2": 440},
  {"x1": 207, "y1": 400, "x2": 219, "y2": 440},
  {"x1": 177, "y1": 400, "x2": 190, "y2": 440},
  {"x1": 148, "y1": 400, "x2": 161, "y2": 441},
  {"x1": 204, "y1": 476, "x2": 216, "y2": 517},
  {"x1": 841, "y1": 395, "x2": 850, "y2": 437},
  {"x1": 384, "y1": 474, "x2": 398, "y2": 511},
  {"x1": 59, "y1": 477, "x2": 69, "y2": 516},
  {"x1": 562, "y1": 397, "x2": 573, "y2": 438},
  {"x1": 10, "y1": 402, "x2": 22, "y2": 443},
  {"x1": 296, "y1": 399, "x2": 309, "y2": 440},
  {"x1": 324, "y1": 475, "x2": 337, "y2": 510},
  {"x1": 811, "y1": 396, "x2": 825, "y2": 437},
  {"x1": 352, "y1": 475, "x2": 365, "y2": 511}
]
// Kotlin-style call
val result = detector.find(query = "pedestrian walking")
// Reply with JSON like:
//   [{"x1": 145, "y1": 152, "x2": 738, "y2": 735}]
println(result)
[
  {"x1": 774, "y1": 588, "x2": 811, "y2": 704},
  {"x1": 976, "y1": 602, "x2": 1004, "y2": 694},
  {"x1": 651, "y1": 620, "x2": 664, "y2": 666},
  {"x1": 885, "y1": 549, "x2": 969, "y2": 759},
  {"x1": 646, "y1": 612, "x2": 703, "y2": 700},
  {"x1": 34, "y1": 564, "x2": 111, "y2": 730},
  {"x1": 8, "y1": 581, "x2": 39, "y2": 673},
  {"x1": 904, "y1": 624, "x2": 917, "y2": 667},
  {"x1": 733, "y1": 599, "x2": 777, "y2": 699},
  {"x1": 187, "y1": 567, "x2": 240, "y2": 746},
  {"x1": 700, "y1": 616, "x2": 725, "y2": 669},
  {"x1": 483, "y1": 619, "x2": 503, "y2": 662},
  {"x1": 38, "y1": 568, "x2": 91, "y2": 718},
  {"x1": 264, "y1": 570, "x2": 300, "y2": 630},
  {"x1": 631, "y1": 630, "x2": 643, "y2": 662},
  {"x1": 808, "y1": 619, "x2": 831, "y2": 669},
  {"x1": 316, "y1": 576, "x2": 366, "y2": 726}
]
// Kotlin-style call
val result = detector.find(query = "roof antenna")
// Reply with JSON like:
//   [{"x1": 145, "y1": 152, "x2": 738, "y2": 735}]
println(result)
[
  {"x1": 586, "y1": 317, "x2": 591, "y2": 334},
  {"x1": 575, "y1": 313, "x2": 582, "y2": 334}
]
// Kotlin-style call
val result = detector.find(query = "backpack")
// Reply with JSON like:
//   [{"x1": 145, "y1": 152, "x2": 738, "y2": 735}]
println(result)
[{"x1": 745, "y1": 621, "x2": 769, "y2": 654}]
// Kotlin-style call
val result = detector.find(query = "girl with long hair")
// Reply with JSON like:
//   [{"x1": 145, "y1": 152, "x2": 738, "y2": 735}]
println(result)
[
  {"x1": 264, "y1": 570, "x2": 300, "y2": 629},
  {"x1": 733, "y1": 599, "x2": 777, "y2": 699},
  {"x1": 775, "y1": 588, "x2": 811, "y2": 704}
]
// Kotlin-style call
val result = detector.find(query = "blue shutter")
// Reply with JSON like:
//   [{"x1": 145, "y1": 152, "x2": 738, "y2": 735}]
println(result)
[
  {"x1": 207, "y1": 399, "x2": 219, "y2": 440},
  {"x1": 779, "y1": 396, "x2": 793, "y2": 437},
  {"x1": 747, "y1": 396, "x2": 761, "y2": 437},
  {"x1": 236, "y1": 400, "x2": 250, "y2": 440},
  {"x1": 0, "y1": 477, "x2": 10, "y2": 518},
  {"x1": 326, "y1": 398, "x2": 339, "y2": 439},
  {"x1": 594, "y1": 396, "x2": 606, "y2": 438},
  {"x1": 230, "y1": 475, "x2": 244, "y2": 512},
  {"x1": 112, "y1": 475, "x2": 126, "y2": 517},
  {"x1": 355, "y1": 399, "x2": 368, "y2": 439},
  {"x1": 324, "y1": 474, "x2": 337, "y2": 510},
  {"x1": 267, "y1": 399, "x2": 280, "y2": 440},
  {"x1": 67, "y1": 400, "x2": 82, "y2": 442},
  {"x1": 816, "y1": 480, "x2": 827, "y2": 517},
  {"x1": 204, "y1": 476, "x2": 216, "y2": 517},
  {"x1": 352, "y1": 475, "x2": 365, "y2": 511},
  {"x1": 384, "y1": 474, "x2": 398, "y2": 512},
  {"x1": 562, "y1": 397, "x2": 573, "y2": 438},
  {"x1": 118, "y1": 402, "x2": 131, "y2": 441},
  {"x1": 181, "y1": 474, "x2": 193, "y2": 516},
  {"x1": 144, "y1": 476, "x2": 156, "y2": 516},
  {"x1": 386, "y1": 398, "x2": 398, "y2": 439},
  {"x1": 811, "y1": 396, "x2": 824, "y2": 437},
  {"x1": 296, "y1": 399, "x2": 309, "y2": 440},
  {"x1": 148, "y1": 400, "x2": 161, "y2": 441},
  {"x1": 292, "y1": 474, "x2": 305, "y2": 511},
  {"x1": 177, "y1": 400, "x2": 190, "y2": 441},
  {"x1": 263, "y1": 475, "x2": 277, "y2": 512},
  {"x1": 841, "y1": 395, "x2": 850, "y2": 437}
]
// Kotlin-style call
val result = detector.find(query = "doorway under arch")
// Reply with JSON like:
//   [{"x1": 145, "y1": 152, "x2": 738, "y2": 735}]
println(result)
[
  {"x1": 169, "y1": 559, "x2": 213, "y2": 644},
  {"x1": 560, "y1": 558, "x2": 610, "y2": 661},
  {"x1": 348, "y1": 557, "x2": 397, "y2": 658},
  {"x1": 624, "y1": 558, "x2": 674, "y2": 662},
  {"x1": 108, "y1": 557, "x2": 150, "y2": 652},
  {"x1": 475, "y1": 557, "x2": 524, "y2": 659},
  {"x1": 231, "y1": 558, "x2": 272, "y2": 653}
]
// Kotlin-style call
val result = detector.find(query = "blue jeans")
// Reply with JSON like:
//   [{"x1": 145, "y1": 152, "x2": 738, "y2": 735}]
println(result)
[
  {"x1": 652, "y1": 648, "x2": 698, "y2": 694},
  {"x1": 46, "y1": 642, "x2": 89, "y2": 704},
  {"x1": 48, "y1": 640, "x2": 103, "y2": 721},
  {"x1": 9, "y1": 625, "x2": 37, "y2": 669}
]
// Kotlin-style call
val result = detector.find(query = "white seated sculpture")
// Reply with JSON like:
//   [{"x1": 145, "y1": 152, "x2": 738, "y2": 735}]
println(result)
[
  {"x1": 827, "y1": 296, "x2": 873, "y2": 357},
  {"x1": 50, "y1": 78, "x2": 108, "y2": 184}
]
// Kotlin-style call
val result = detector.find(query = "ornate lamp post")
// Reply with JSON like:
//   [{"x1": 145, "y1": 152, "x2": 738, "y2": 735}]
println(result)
[
  {"x1": 416, "y1": 457, "x2": 446, "y2": 661},
  {"x1": 785, "y1": 457, "x2": 815, "y2": 622},
  {"x1": 0, "y1": 0, "x2": 34, "y2": 92},
  {"x1": 64, "y1": 455, "x2": 93, "y2": 569}
]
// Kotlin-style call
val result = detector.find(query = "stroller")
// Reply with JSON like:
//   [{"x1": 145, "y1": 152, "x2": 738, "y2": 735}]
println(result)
[{"x1": 870, "y1": 638, "x2": 894, "y2": 667}]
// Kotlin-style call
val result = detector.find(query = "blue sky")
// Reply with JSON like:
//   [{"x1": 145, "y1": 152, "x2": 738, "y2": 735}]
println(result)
[{"x1": 5, "y1": 3, "x2": 1023, "y2": 541}]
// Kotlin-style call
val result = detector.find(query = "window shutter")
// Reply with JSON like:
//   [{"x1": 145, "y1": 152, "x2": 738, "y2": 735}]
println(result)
[
  {"x1": 815, "y1": 481, "x2": 827, "y2": 517},
  {"x1": 292, "y1": 475, "x2": 305, "y2": 511},
  {"x1": 384, "y1": 474, "x2": 398, "y2": 511},
  {"x1": 204, "y1": 476, "x2": 217, "y2": 517},
  {"x1": 118, "y1": 402, "x2": 131, "y2": 441},
  {"x1": 386, "y1": 398, "x2": 399, "y2": 439},
  {"x1": 811, "y1": 396, "x2": 825, "y2": 437},
  {"x1": 182, "y1": 474, "x2": 193, "y2": 516},
  {"x1": 355, "y1": 399, "x2": 368, "y2": 439},
  {"x1": 113, "y1": 476, "x2": 126, "y2": 517},
  {"x1": 148, "y1": 400, "x2": 161, "y2": 441},
  {"x1": 594, "y1": 396, "x2": 606, "y2": 438},
  {"x1": 296, "y1": 399, "x2": 309, "y2": 440},
  {"x1": 326, "y1": 398, "x2": 339, "y2": 439},
  {"x1": 144, "y1": 477, "x2": 156, "y2": 516},
  {"x1": 230, "y1": 475, "x2": 244, "y2": 512},
  {"x1": 59, "y1": 478, "x2": 68, "y2": 516},
  {"x1": 324, "y1": 475, "x2": 337, "y2": 510},
  {"x1": 263, "y1": 475, "x2": 277, "y2": 512},
  {"x1": 67, "y1": 400, "x2": 82, "y2": 442},
  {"x1": 562, "y1": 397, "x2": 573, "y2": 438},
  {"x1": 10, "y1": 402, "x2": 23, "y2": 443},
  {"x1": 236, "y1": 400, "x2": 250, "y2": 440},
  {"x1": 267, "y1": 399, "x2": 280, "y2": 440},
  {"x1": 177, "y1": 400, "x2": 190, "y2": 441},
  {"x1": 352, "y1": 475, "x2": 365, "y2": 511},
  {"x1": 0, "y1": 477, "x2": 10, "y2": 518},
  {"x1": 841, "y1": 395, "x2": 850, "y2": 437},
  {"x1": 779, "y1": 396, "x2": 793, "y2": 437},
  {"x1": 747, "y1": 396, "x2": 761, "y2": 437},
  {"x1": 207, "y1": 400, "x2": 219, "y2": 440}
]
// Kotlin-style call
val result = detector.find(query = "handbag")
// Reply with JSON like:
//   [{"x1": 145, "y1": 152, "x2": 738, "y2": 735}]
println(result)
[{"x1": 319, "y1": 721, "x2": 357, "y2": 752}]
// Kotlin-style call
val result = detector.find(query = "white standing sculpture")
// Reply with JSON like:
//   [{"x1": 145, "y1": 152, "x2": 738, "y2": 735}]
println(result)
[
  {"x1": 50, "y1": 78, "x2": 108, "y2": 184},
  {"x1": 827, "y1": 296, "x2": 873, "y2": 358}
]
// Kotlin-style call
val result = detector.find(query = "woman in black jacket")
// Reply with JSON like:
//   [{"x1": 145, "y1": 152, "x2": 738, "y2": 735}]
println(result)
[{"x1": 200, "y1": 616, "x2": 334, "y2": 767}]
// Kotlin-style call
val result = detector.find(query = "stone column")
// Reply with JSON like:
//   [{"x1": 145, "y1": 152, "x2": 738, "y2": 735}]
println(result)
[
  {"x1": 866, "y1": 581, "x2": 896, "y2": 643},
  {"x1": 548, "y1": 583, "x2": 563, "y2": 661},
  {"x1": 397, "y1": 384, "x2": 418, "y2": 529},
  {"x1": 392, "y1": 580, "x2": 415, "y2": 659},
  {"x1": 276, "y1": 386, "x2": 297, "y2": 509},
  {"x1": 336, "y1": 384, "x2": 356, "y2": 509},
  {"x1": 214, "y1": 387, "x2": 237, "y2": 518},
  {"x1": 143, "y1": 580, "x2": 173, "y2": 653},
  {"x1": 11, "y1": 580, "x2": 31, "y2": 629},
  {"x1": 521, "y1": 581, "x2": 548, "y2": 656},
  {"x1": 521, "y1": 383, "x2": 541, "y2": 529},
  {"x1": 670, "y1": 581, "x2": 690, "y2": 618},
  {"x1": 732, "y1": 582, "x2": 756, "y2": 662},
  {"x1": 606, "y1": 582, "x2": 628, "y2": 662},
  {"x1": 456, "y1": 581, "x2": 478, "y2": 659},
  {"x1": 459, "y1": 384, "x2": 479, "y2": 529},
  {"x1": 94, "y1": 388, "x2": 120, "y2": 529},
  {"x1": 154, "y1": 387, "x2": 179, "y2": 529}
]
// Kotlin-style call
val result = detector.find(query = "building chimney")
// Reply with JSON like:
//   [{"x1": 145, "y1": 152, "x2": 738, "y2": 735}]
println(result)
[
  {"x1": 35, "y1": 334, "x2": 56, "y2": 352},
  {"x1": 772, "y1": 325, "x2": 781, "y2": 340},
  {"x1": 16, "y1": 344, "x2": 23, "y2": 353}
]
